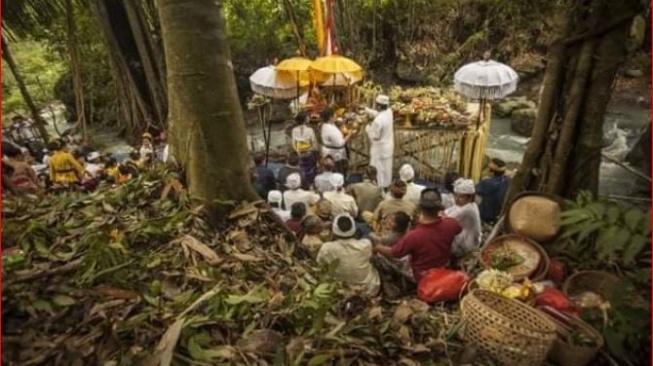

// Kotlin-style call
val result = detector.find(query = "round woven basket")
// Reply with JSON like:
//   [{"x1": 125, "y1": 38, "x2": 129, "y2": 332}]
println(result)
[
  {"x1": 505, "y1": 191, "x2": 564, "y2": 243},
  {"x1": 480, "y1": 235, "x2": 550, "y2": 281},
  {"x1": 547, "y1": 316, "x2": 604, "y2": 366},
  {"x1": 561, "y1": 270, "x2": 620, "y2": 298},
  {"x1": 460, "y1": 290, "x2": 557, "y2": 366}
]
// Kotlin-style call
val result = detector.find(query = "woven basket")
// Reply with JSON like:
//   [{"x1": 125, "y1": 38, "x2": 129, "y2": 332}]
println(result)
[
  {"x1": 561, "y1": 270, "x2": 620, "y2": 298},
  {"x1": 506, "y1": 191, "x2": 564, "y2": 243},
  {"x1": 546, "y1": 314, "x2": 604, "y2": 366},
  {"x1": 460, "y1": 290, "x2": 557, "y2": 366}
]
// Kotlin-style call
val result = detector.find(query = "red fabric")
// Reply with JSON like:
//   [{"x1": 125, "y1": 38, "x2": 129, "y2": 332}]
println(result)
[
  {"x1": 417, "y1": 269, "x2": 469, "y2": 303},
  {"x1": 285, "y1": 218, "x2": 303, "y2": 238},
  {"x1": 390, "y1": 217, "x2": 462, "y2": 282},
  {"x1": 535, "y1": 287, "x2": 579, "y2": 318}
]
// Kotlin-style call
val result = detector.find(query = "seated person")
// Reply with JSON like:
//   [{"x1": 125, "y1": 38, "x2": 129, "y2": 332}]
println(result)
[
  {"x1": 374, "y1": 198, "x2": 462, "y2": 283},
  {"x1": 370, "y1": 211, "x2": 413, "y2": 277},
  {"x1": 300, "y1": 215, "x2": 324, "y2": 255},
  {"x1": 314, "y1": 156, "x2": 337, "y2": 193},
  {"x1": 398, "y1": 164, "x2": 425, "y2": 205},
  {"x1": 317, "y1": 214, "x2": 381, "y2": 296},
  {"x1": 445, "y1": 179, "x2": 482, "y2": 258},
  {"x1": 277, "y1": 152, "x2": 301, "y2": 191},
  {"x1": 323, "y1": 173, "x2": 358, "y2": 217},
  {"x1": 285, "y1": 202, "x2": 307, "y2": 238},
  {"x1": 373, "y1": 180, "x2": 416, "y2": 233},
  {"x1": 441, "y1": 172, "x2": 461, "y2": 209},
  {"x1": 268, "y1": 190, "x2": 290, "y2": 221},
  {"x1": 348, "y1": 165, "x2": 384, "y2": 219},
  {"x1": 476, "y1": 158, "x2": 511, "y2": 224},
  {"x1": 283, "y1": 173, "x2": 320, "y2": 211}
]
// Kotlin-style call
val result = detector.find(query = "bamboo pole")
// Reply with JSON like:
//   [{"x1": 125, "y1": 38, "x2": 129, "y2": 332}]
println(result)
[{"x1": 601, "y1": 153, "x2": 652, "y2": 183}]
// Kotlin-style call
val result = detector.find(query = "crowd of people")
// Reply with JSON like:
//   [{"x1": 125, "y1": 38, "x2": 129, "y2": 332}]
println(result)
[
  {"x1": 251, "y1": 95, "x2": 511, "y2": 296},
  {"x1": 2, "y1": 131, "x2": 169, "y2": 196}
]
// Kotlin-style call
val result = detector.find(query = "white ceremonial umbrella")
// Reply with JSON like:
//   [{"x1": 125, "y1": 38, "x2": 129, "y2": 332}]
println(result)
[
  {"x1": 453, "y1": 59, "x2": 519, "y2": 100},
  {"x1": 453, "y1": 54, "x2": 519, "y2": 181},
  {"x1": 249, "y1": 66, "x2": 306, "y2": 100}
]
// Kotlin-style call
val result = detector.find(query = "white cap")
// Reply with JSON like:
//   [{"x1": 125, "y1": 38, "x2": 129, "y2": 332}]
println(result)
[
  {"x1": 87, "y1": 152, "x2": 101, "y2": 161},
  {"x1": 329, "y1": 173, "x2": 345, "y2": 189},
  {"x1": 286, "y1": 173, "x2": 301, "y2": 190},
  {"x1": 399, "y1": 164, "x2": 415, "y2": 182},
  {"x1": 454, "y1": 179, "x2": 476, "y2": 195},
  {"x1": 267, "y1": 190, "x2": 283, "y2": 204},
  {"x1": 376, "y1": 95, "x2": 390, "y2": 105},
  {"x1": 332, "y1": 214, "x2": 357, "y2": 238}
]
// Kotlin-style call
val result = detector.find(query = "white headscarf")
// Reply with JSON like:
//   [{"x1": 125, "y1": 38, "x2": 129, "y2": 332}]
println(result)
[
  {"x1": 332, "y1": 214, "x2": 357, "y2": 238},
  {"x1": 286, "y1": 173, "x2": 302, "y2": 190},
  {"x1": 329, "y1": 173, "x2": 345, "y2": 189},
  {"x1": 399, "y1": 164, "x2": 415, "y2": 182},
  {"x1": 454, "y1": 179, "x2": 475, "y2": 195}
]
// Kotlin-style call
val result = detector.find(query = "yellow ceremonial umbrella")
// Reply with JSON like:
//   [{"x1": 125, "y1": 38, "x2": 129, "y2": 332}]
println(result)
[
  {"x1": 308, "y1": 55, "x2": 363, "y2": 83},
  {"x1": 276, "y1": 57, "x2": 312, "y2": 85}
]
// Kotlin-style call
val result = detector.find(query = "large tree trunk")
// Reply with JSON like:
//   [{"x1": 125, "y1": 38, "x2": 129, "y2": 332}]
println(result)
[
  {"x1": 66, "y1": 0, "x2": 87, "y2": 140},
  {"x1": 89, "y1": 0, "x2": 168, "y2": 141},
  {"x1": 157, "y1": 0, "x2": 259, "y2": 217},
  {"x1": 1, "y1": 36, "x2": 50, "y2": 140},
  {"x1": 505, "y1": 0, "x2": 643, "y2": 204}
]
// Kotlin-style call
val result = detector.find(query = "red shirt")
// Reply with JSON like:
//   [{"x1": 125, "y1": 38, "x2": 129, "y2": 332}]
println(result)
[{"x1": 390, "y1": 217, "x2": 462, "y2": 282}]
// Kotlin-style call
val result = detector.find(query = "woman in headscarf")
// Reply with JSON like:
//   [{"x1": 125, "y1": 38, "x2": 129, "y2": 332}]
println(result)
[
  {"x1": 291, "y1": 111, "x2": 318, "y2": 186},
  {"x1": 445, "y1": 179, "x2": 482, "y2": 258}
]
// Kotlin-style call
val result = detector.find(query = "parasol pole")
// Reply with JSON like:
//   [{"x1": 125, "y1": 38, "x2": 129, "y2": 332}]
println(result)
[{"x1": 265, "y1": 107, "x2": 273, "y2": 167}]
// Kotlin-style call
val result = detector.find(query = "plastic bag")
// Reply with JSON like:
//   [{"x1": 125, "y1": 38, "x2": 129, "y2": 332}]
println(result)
[
  {"x1": 417, "y1": 269, "x2": 470, "y2": 303},
  {"x1": 535, "y1": 287, "x2": 580, "y2": 317}
]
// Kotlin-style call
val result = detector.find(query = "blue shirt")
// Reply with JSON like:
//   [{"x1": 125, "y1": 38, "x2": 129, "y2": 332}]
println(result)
[{"x1": 476, "y1": 175, "x2": 510, "y2": 223}]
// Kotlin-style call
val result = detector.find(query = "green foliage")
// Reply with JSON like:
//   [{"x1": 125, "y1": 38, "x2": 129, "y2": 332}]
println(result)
[
  {"x1": 557, "y1": 191, "x2": 651, "y2": 365},
  {"x1": 2, "y1": 40, "x2": 67, "y2": 121},
  {"x1": 558, "y1": 191, "x2": 651, "y2": 268}
]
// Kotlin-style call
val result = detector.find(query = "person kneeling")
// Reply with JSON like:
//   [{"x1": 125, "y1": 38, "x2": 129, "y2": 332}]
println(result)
[{"x1": 317, "y1": 214, "x2": 380, "y2": 296}]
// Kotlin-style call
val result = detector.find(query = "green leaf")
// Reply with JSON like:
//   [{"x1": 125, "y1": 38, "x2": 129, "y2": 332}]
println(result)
[
  {"x1": 187, "y1": 335, "x2": 206, "y2": 361},
  {"x1": 623, "y1": 209, "x2": 644, "y2": 231},
  {"x1": 53, "y1": 295, "x2": 76, "y2": 307},
  {"x1": 576, "y1": 221, "x2": 604, "y2": 243},
  {"x1": 622, "y1": 234, "x2": 650, "y2": 266},
  {"x1": 560, "y1": 214, "x2": 591, "y2": 226},
  {"x1": 640, "y1": 211, "x2": 651, "y2": 235},
  {"x1": 604, "y1": 328, "x2": 628, "y2": 363},
  {"x1": 605, "y1": 205, "x2": 622, "y2": 224},
  {"x1": 307, "y1": 353, "x2": 333, "y2": 366},
  {"x1": 560, "y1": 208, "x2": 590, "y2": 219},
  {"x1": 586, "y1": 202, "x2": 607, "y2": 219},
  {"x1": 612, "y1": 228, "x2": 631, "y2": 252},
  {"x1": 225, "y1": 286, "x2": 268, "y2": 305},
  {"x1": 596, "y1": 226, "x2": 620, "y2": 259}
]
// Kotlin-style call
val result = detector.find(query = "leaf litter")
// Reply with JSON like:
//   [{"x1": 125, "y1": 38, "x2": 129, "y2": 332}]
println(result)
[{"x1": 2, "y1": 167, "x2": 464, "y2": 366}]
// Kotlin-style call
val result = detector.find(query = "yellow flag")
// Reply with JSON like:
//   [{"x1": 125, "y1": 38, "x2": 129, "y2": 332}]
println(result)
[{"x1": 312, "y1": 0, "x2": 325, "y2": 56}]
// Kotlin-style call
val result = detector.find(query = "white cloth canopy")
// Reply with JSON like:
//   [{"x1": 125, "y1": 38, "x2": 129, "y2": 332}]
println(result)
[
  {"x1": 249, "y1": 66, "x2": 304, "y2": 100},
  {"x1": 453, "y1": 60, "x2": 519, "y2": 100}
]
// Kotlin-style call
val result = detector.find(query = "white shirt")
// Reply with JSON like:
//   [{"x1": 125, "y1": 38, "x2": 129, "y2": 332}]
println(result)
[
  {"x1": 272, "y1": 207, "x2": 291, "y2": 222},
  {"x1": 85, "y1": 163, "x2": 104, "y2": 178},
  {"x1": 283, "y1": 189, "x2": 320, "y2": 211},
  {"x1": 317, "y1": 238, "x2": 380, "y2": 296},
  {"x1": 162, "y1": 145, "x2": 169, "y2": 163},
  {"x1": 364, "y1": 108, "x2": 394, "y2": 159},
  {"x1": 291, "y1": 125, "x2": 317, "y2": 153},
  {"x1": 441, "y1": 193, "x2": 455, "y2": 209},
  {"x1": 403, "y1": 182, "x2": 425, "y2": 205},
  {"x1": 324, "y1": 190, "x2": 359, "y2": 217},
  {"x1": 445, "y1": 202, "x2": 482, "y2": 257},
  {"x1": 140, "y1": 144, "x2": 154, "y2": 159},
  {"x1": 320, "y1": 123, "x2": 347, "y2": 161}
]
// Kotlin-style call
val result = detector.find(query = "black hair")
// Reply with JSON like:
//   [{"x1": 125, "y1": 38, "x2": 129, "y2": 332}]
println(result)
[
  {"x1": 365, "y1": 165, "x2": 377, "y2": 180},
  {"x1": 491, "y1": 158, "x2": 507, "y2": 176},
  {"x1": 419, "y1": 201, "x2": 444, "y2": 218},
  {"x1": 290, "y1": 202, "x2": 307, "y2": 220},
  {"x1": 420, "y1": 188, "x2": 442, "y2": 202},
  {"x1": 129, "y1": 151, "x2": 141, "y2": 160},
  {"x1": 3, "y1": 146, "x2": 22, "y2": 158},
  {"x1": 106, "y1": 157, "x2": 118, "y2": 167},
  {"x1": 287, "y1": 151, "x2": 300, "y2": 166},
  {"x1": 320, "y1": 108, "x2": 333, "y2": 122},
  {"x1": 118, "y1": 165, "x2": 131, "y2": 175},
  {"x1": 253, "y1": 152, "x2": 266, "y2": 166},
  {"x1": 378, "y1": 104, "x2": 388, "y2": 111},
  {"x1": 444, "y1": 171, "x2": 461, "y2": 193},
  {"x1": 335, "y1": 215, "x2": 354, "y2": 236},
  {"x1": 294, "y1": 111, "x2": 308, "y2": 124},
  {"x1": 393, "y1": 211, "x2": 411, "y2": 234}
]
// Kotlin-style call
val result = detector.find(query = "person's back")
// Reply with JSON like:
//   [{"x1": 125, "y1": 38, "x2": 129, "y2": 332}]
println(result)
[
  {"x1": 477, "y1": 158, "x2": 510, "y2": 223},
  {"x1": 374, "y1": 182, "x2": 416, "y2": 227},
  {"x1": 317, "y1": 215, "x2": 380, "y2": 296},
  {"x1": 253, "y1": 152, "x2": 276, "y2": 194},
  {"x1": 50, "y1": 146, "x2": 84, "y2": 185},
  {"x1": 283, "y1": 173, "x2": 319, "y2": 210},
  {"x1": 277, "y1": 152, "x2": 301, "y2": 190},
  {"x1": 445, "y1": 179, "x2": 482, "y2": 257},
  {"x1": 314, "y1": 156, "x2": 337, "y2": 193},
  {"x1": 323, "y1": 173, "x2": 358, "y2": 217}
]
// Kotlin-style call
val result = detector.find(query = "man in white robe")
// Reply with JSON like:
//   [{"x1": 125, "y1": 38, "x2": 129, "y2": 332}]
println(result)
[{"x1": 364, "y1": 95, "x2": 394, "y2": 188}]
